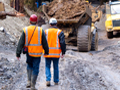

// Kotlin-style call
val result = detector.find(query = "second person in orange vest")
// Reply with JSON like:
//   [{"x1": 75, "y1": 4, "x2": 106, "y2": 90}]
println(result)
[
  {"x1": 16, "y1": 14, "x2": 49, "y2": 90},
  {"x1": 44, "y1": 18, "x2": 66, "y2": 86}
]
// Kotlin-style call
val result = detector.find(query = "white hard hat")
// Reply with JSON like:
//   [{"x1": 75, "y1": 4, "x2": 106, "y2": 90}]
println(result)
[{"x1": 49, "y1": 18, "x2": 57, "y2": 24}]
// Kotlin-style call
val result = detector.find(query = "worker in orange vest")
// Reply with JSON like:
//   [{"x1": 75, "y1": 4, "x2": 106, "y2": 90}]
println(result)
[
  {"x1": 44, "y1": 18, "x2": 66, "y2": 86},
  {"x1": 16, "y1": 14, "x2": 49, "y2": 90}
]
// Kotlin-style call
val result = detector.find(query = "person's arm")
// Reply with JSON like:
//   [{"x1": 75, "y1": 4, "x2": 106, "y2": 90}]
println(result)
[
  {"x1": 16, "y1": 31, "x2": 25, "y2": 58},
  {"x1": 58, "y1": 31, "x2": 66, "y2": 55},
  {"x1": 41, "y1": 30, "x2": 49, "y2": 54}
]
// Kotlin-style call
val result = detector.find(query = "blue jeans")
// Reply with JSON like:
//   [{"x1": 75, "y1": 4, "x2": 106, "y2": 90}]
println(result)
[
  {"x1": 26, "y1": 53, "x2": 41, "y2": 75},
  {"x1": 45, "y1": 58, "x2": 59, "y2": 83}
]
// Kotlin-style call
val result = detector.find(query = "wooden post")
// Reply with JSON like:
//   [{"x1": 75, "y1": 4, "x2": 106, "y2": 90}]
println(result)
[{"x1": 15, "y1": 0, "x2": 19, "y2": 11}]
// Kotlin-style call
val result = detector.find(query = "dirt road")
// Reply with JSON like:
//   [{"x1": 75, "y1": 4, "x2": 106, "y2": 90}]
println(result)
[
  {"x1": 1, "y1": 0, "x2": 120, "y2": 90},
  {"x1": 2, "y1": 15, "x2": 120, "y2": 90}
]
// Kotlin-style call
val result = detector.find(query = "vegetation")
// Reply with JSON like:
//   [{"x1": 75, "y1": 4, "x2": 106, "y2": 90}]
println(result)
[{"x1": 24, "y1": 0, "x2": 37, "y2": 11}]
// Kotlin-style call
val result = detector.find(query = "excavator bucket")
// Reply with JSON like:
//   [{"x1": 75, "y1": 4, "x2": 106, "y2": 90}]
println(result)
[
  {"x1": 0, "y1": 2, "x2": 6, "y2": 19},
  {"x1": 42, "y1": 5, "x2": 92, "y2": 25}
]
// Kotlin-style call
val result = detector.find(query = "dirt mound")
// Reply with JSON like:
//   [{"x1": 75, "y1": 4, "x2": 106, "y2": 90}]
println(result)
[
  {"x1": 0, "y1": 0, "x2": 29, "y2": 49},
  {"x1": 46, "y1": 0, "x2": 90, "y2": 19},
  {"x1": 59, "y1": 48, "x2": 120, "y2": 90},
  {"x1": 59, "y1": 51, "x2": 108, "y2": 90},
  {"x1": 38, "y1": 14, "x2": 45, "y2": 26}
]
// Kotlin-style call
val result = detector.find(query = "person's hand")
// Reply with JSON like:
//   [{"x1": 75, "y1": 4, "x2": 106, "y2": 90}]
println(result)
[
  {"x1": 44, "y1": 54, "x2": 47, "y2": 56},
  {"x1": 44, "y1": 54, "x2": 49, "y2": 56},
  {"x1": 61, "y1": 54, "x2": 65, "y2": 58},
  {"x1": 44, "y1": 52, "x2": 49, "y2": 55},
  {"x1": 17, "y1": 57, "x2": 20, "y2": 60}
]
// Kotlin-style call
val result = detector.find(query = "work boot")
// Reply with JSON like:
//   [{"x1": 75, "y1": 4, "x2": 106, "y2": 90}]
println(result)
[
  {"x1": 26, "y1": 69, "x2": 32, "y2": 88},
  {"x1": 54, "y1": 82, "x2": 58, "y2": 85},
  {"x1": 46, "y1": 81, "x2": 50, "y2": 87},
  {"x1": 31, "y1": 75, "x2": 38, "y2": 90}
]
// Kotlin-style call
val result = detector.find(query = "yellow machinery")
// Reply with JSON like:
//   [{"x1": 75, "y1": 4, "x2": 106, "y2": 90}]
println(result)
[
  {"x1": 105, "y1": 1, "x2": 120, "y2": 38},
  {"x1": 42, "y1": 4, "x2": 99, "y2": 51}
]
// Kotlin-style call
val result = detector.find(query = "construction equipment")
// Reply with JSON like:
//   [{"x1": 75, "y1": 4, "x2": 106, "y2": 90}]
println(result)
[
  {"x1": 42, "y1": 0, "x2": 99, "y2": 51},
  {"x1": 105, "y1": 1, "x2": 120, "y2": 38}
]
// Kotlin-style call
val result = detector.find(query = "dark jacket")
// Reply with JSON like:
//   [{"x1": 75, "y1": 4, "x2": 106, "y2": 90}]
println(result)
[
  {"x1": 16, "y1": 26, "x2": 49, "y2": 57},
  {"x1": 58, "y1": 31, "x2": 66, "y2": 55}
]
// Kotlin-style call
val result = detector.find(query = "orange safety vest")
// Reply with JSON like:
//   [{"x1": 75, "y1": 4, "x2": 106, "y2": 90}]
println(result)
[
  {"x1": 44, "y1": 28, "x2": 62, "y2": 58},
  {"x1": 23, "y1": 25, "x2": 43, "y2": 57}
]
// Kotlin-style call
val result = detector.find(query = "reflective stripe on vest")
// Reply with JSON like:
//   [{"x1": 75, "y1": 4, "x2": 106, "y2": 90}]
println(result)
[
  {"x1": 48, "y1": 54, "x2": 61, "y2": 55},
  {"x1": 29, "y1": 52, "x2": 43, "y2": 55},
  {"x1": 25, "y1": 27, "x2": 42, "y2": 46},
  {"x1": 45, "y1": 29, "x2": 61, "y2": 58},
  {"x1": 46, "y1": 29, "x2": 61, "y2": 50},
  {"x1": 24, "y1": 26, "x2": 43, "y2": 57}
]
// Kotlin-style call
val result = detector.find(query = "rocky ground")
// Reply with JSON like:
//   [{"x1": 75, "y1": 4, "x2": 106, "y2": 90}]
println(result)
[{"x1": 1, "y1": 0, "x2": 120, "y2": 90}]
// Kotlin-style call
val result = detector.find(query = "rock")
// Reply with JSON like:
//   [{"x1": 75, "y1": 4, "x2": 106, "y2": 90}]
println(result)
[
  {"x1": 9, "y1": 37, "x2": 15, "y2": 43},
  {"x1": 0, "y1": 27, "x2": 5, "y2": 32},
  {"x1": 0, "y1": 69, "x2": 4, "y2": 72},
  {"x1": 118, "y1": 41, "x2": 120, "y2": 44}
]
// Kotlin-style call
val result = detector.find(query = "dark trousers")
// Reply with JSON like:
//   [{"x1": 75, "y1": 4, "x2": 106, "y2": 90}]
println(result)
[{"x1": 26, "y1": 53, "x2": 41, "y2": 75}]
